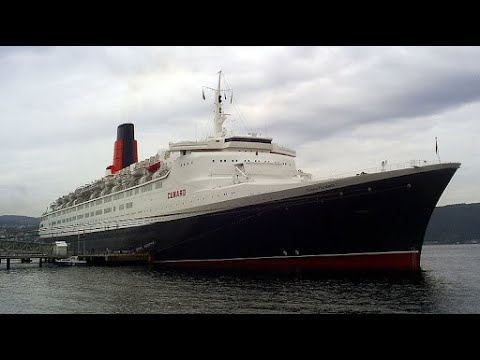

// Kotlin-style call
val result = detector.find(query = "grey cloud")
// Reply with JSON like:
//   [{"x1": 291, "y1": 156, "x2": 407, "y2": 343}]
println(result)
[{"x1": 1, "y1": 46, "x2": 479, "y2": 216}]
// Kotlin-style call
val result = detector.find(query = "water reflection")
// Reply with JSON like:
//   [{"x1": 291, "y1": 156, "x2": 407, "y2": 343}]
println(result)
[
  {"x1": 1, "y1": 245, "x2": 479, "y2": 313},
  {"x1": 145, "y1": 267, "x2": 444, "y2": 314}
]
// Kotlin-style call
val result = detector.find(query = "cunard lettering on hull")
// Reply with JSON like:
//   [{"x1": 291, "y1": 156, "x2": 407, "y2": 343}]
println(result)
[
  {"x1": 168, "y1": 190, "x2": 186, "y2": 199},
  {"x1": 38, "y1": 71, "x2": 461, "y2": 272}
]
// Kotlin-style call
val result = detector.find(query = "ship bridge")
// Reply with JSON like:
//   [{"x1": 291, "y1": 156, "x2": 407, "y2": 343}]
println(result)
[{"x1": 168, "y1": 135, "x2": 296, "y2": 157}]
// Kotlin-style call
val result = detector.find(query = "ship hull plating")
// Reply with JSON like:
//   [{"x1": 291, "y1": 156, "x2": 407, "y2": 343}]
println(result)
[{"x1": 50, "y1": 166, "x2": 457, "y2": 271}]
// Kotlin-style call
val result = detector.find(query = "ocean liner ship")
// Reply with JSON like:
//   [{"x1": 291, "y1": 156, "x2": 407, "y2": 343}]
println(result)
[{"x1": 39, "y1": 71, "x2": 460, "y2": 271}]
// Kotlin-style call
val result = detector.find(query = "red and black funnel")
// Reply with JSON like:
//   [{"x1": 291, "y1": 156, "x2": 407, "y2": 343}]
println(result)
[{"x1": 107, "y1": 123, "x2": 138, "y2": 174}]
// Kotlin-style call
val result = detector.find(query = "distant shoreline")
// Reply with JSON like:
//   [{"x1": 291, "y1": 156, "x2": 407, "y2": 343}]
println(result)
[{"x1": 425, "y1": 241, "x2": 479, "y2": 245}]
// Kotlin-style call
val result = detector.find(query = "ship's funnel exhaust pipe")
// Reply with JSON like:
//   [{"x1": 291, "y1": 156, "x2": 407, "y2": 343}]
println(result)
[{"x1": 107, "y1": 123, "x2": 138, "y2": 174}]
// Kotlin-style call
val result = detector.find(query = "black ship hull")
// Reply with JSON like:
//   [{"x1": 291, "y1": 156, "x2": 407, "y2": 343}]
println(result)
[{"x1": 48, "y1": 164, "x2": 459, "y2": 271}]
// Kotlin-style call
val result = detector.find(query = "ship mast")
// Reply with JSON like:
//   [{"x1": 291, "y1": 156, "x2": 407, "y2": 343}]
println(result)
[{"x1": 214, "y1": 70, "x2": 227, "y2": 137}]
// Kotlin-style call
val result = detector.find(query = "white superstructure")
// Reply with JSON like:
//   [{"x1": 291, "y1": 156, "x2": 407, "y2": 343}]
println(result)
[{"x1": 39, "y1": 71, "x2": 311, "y2": 239}]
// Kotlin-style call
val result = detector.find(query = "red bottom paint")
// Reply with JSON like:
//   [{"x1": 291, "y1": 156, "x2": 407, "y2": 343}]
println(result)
[{"x1": 154, "y1": 251, "x2": 421, "y2": 271}]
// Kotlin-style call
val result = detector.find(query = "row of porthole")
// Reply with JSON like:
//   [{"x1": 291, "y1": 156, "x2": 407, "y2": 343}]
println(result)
[
  {"x1": 283, "y1": 250, "x2": 300, "y2": 256},
  {"x1": 49, "y1": 202, "x2": 134, "y2": 227},
  {"x1": 212, "y1": 159, "x2": 292, "y2": 165},
  {"x1": 161, "y1": 182, "x2": 413, "y2": 216},
  {"x1": 337, "y1": 183, "x2": 411, "y2": 197},
  {"x1": 48, "y1": 210, "x2": 143, "y2": 233}
]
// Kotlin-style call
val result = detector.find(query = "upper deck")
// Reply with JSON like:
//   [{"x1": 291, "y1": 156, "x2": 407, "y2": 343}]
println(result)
[{"x1": 169, "y1": 135, "x2": 296, "y2": 157}]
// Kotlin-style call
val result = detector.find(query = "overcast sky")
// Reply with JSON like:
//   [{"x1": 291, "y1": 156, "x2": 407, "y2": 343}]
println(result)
[{"x1": 0, "y1": 46, "x2": 478, "y2": 217}]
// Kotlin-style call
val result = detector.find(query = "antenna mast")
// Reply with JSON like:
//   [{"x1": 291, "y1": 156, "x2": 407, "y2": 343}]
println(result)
[{"x1": 214, "y1": 70, "x2": 227, "y2": 137}]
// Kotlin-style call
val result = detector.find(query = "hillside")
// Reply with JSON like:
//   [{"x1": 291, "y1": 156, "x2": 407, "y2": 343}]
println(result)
[
  {"x1": 0, "y1": 215, "x2": 40, "y2": 227},
  {"x1": 0, "y1": 215, "x2": 40, "y2": 241},
  {"x1": 424, "y1": 203, "x2": 480, "y2": 244}
]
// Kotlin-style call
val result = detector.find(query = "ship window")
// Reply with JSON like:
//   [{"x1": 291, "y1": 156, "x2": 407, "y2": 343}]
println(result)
[
  {"x1": 85, "y1": 203, "x2": 89, "y2": 208},
  {"x1": 104, "y1": 208, "x2": 111, "y2": 214},
  {"x1": 62, "y1": 219, "x2": 65, "y2": 223},
  {"x1": 119, "y1": 193, "x2": 125, "y2": 199},
  {"x1": 141, "y1": 185, "x2": 152, "y2": 193},
  {"x1": 119, "y1": 204, "x2": 125, "y2": 210},
  {"x1": 96, "y1": 210, "x2": 102, "y2": 215},
  {"x1": 126, "y1": 202, "x2": 133, "y2": 209},
  {"x1": 181, "y1": 150, "x2": 186, "y2": 155},
  {"x1": 135, "y1": 189, "x2": 139, "y2": 195},
  {"x1": 212, "y1": 160, "x2": 215, "y2": 162},
  {"x1": 256, "y1": 151, "x2": 258, "y2": 155},
  {"x1": 78, "y1": 205, "x2": 84, "y2": 210},
  {"x1": 126, "y1": 190, "x2": 133, "y2": 196},
  {"x1": 90, "y1": 212, "x2": 94, "y2": 217},
  {"x1": 78, "y1": 214, "x2": 84, "y2": 219},
  {"x1": 72, "y1": 216, "x2": 76, "y2": 221},
  {"x1": 85, "y1": 213, "x2": 90, "y2": 218},
  {"x1": 113, "y1": 206, "x2": 116, "y2": 211},
  {"x1": 155, "y1": 181, "x2": 162, "y2": 189},
  {"x1": 104, "y1": 196, "x2": 112, "y2": 203}
]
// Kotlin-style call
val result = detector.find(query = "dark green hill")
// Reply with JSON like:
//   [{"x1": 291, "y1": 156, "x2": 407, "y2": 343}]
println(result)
[
  {"x1": 424, "y1": 203, "x2": 480, "y2": 244},
  {"x1": 0, "y1": 215, "x2": 40, "y2": 227}
]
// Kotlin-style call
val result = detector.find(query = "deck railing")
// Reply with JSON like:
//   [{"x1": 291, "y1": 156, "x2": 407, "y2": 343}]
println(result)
[{"x1": 327, "y1": 159, "x2": 439, "y2": 180}]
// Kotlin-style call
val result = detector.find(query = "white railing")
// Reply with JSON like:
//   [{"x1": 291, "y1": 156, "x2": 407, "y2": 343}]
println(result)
[{"x1": 327, "y1": 159, "x2": 439, "y2": 180}]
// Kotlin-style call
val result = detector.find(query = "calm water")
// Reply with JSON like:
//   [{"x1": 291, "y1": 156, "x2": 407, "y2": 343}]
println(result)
[{"x1": 1, "y1": 244, "x2": 479, "y2": 314}]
